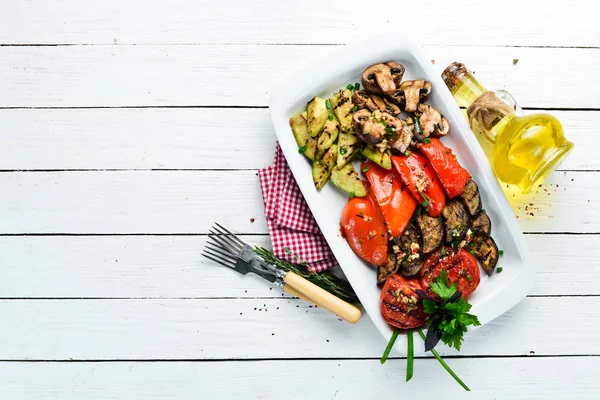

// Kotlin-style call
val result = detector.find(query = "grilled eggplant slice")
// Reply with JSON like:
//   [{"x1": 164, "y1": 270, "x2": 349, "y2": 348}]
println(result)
[
  {"x1": 290, "y1": 112, "x2": 317, "y2": 160},
  {"x1": 317, "y1": 117, "x2": 339, "y2": 153},
  {"x1": 330, "y1": 164, "x2": 367, "y2": 197},
  {"x1": 396, "y1": 223, "x2": 421, "y2": 250},
  {"x1": 337, "y1": 130, "x2": 359, "y2": 168},
  {"x1": 312, "y1": 144, "x2": 337, "y2": 190},
  {"x1": 307, "y1": 97, "x2": 329, "y2": 137},
  {"x1": 362, "y1": 144, "x2": 392, "y2": 170},
  {"x1": 393, "y1": 223, "x2": 424, "y2": 276},
  {"x1": 377, "y1": 253, "x2": 399, "y2": 285},
  {"x1": 442, "y1": 199, "x2": 471, "y2": 243},
  {"x1": 398, "y1": 257, "x2": 423, "y2": 277},
  {"x1": 472, "y1": 212, "x2": 492, "y2": 235},
  {"x1": 460, "y1": 179, "x2": 482, "y2": 216},
  {"x1": 416, "y1": 213, "x2": 444, "y2": 254},
  {"x1": 329, "y1": 89, "x2": 354, "y2": 130},
  {"x1": 470, "y1": 233, "x2": 499, "y2": 274}
]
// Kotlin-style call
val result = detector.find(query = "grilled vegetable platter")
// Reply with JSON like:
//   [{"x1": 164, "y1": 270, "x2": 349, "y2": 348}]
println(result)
[{"x1": 289, "y1": 61, "x2": 503, "y2": 389}]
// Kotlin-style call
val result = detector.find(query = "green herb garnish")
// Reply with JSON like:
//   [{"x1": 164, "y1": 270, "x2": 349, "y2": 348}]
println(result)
[
  {"x1": 346, "y1": 84, "x2": 354, "y2": 91},
  {"x1": 298, "y1": 145, "x2": 307, "y2": 154},
  {"x1": 451, "y1": 230, "x2": 459, "y2": 252},
  {"x1": 414, "y1": 116, "x2": 424, "y2": 136},
  {"x1": 339, "y1": 146, "x2": 348, "y2": 155},
  {"x1": 354, "y1": 82, "x2": 360, "y2": 91},
  {"x1": 421, "y1": 269, "x2": 481, "y2": 351},
  {"x1": 417, "y1": 329, "x2": 471, "y2": 391},
  {"x1": 423, "y1": 137, "x2": 431, "y2": 144},
  {"x1": 481, "y1": 209, "x2": 486, "y2": 214},
  {"x1": 380, "y1": 329, "x2": 399, "y2": 364},
  {"x1": 406, "y1": 330, "x2": 414, "y2": 382},
  {"x1": 328, "y1": 114, "x2": 334, "y2": 121},
  {"x1": 499, "y1": 249, "x2": 504, "y2": 255},
  {"x1": 405, "y1": 150, "x2": 412, "y2": 157},
  {"x1": 421, "y1": 200, "x2": 429, "y2": 208},
  {"x1": 352, "y1": 105, "x2": 358, "y2": 113},
  {"x1": 325, "y1": 99, "x2": 331, "y2": 110},
  {"x1": 362, "y1": 166, "x2": 369, "y2": 173},
  {"x1": 496, "y1": 267, "x2": 503, "y2": 273},
  {"x1": 349, "y1": 192, "x2": 355, "y2": 199},
  {"x1": 385, "y1": 127, "x2": 395, "y2": 133},
  {"x1": 441, "y1": 247, "x2": 446, "y2": 256}
]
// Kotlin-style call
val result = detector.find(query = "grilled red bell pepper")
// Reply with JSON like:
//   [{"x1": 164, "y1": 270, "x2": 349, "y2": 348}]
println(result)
[
  {"x1": 362, "y1": 161, "x2": 417, "y2": 237},
  {"x1": 340, "y1": 188, "x2": 388, "y2": 266},
  {"x1": 391, "y1": 151, "x2": 446, "y2": 217},
  {"x1": 418, "y1": 138, "x2": 471, "y2": 199}
]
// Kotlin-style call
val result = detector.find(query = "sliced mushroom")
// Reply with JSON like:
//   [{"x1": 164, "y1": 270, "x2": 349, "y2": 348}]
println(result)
[
  {"x1": 389, "y1": 121, "x2": 414, "y2": 154},
  {"x1": 353, "y1": 90, "x2": 371, "y2": 110},
  {"x1": 352, "y1": 109, "x2": 405, "y2": 146},
  {"x1": 472, "y1": 212, "x2": 491, "y2": 235},
  {"x1": 353, "y1": 90, "x2": 401, "y2": 116},
  {"x1": 415, "y1": 103, "x2": 449, "y2": 137},
  {"x1": 416, "y1": 213, "x2": 444, "y2": 254},
  {"x1": 442, "y1": 199, "x2": 471, "y2": 244},
  {"x1": 390, "y1": 80, "x2": 432, "y2": 112},
  {"x1": 383, "y1": 97, "x2": 401, "y2": 116},
  {"x1": 361, "y1": 62, "x2": 405, "y2": 96}
]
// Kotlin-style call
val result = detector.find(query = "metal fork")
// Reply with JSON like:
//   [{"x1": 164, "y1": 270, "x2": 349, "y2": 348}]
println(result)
[{"x1": 202, "y1": 223, "x2": 361, "y2": 324}]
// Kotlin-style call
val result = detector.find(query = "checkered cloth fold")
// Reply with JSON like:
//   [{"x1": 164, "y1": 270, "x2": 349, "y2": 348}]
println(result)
[{"x1": 258, "y1": 144, "x2": 338, "y2": 273}]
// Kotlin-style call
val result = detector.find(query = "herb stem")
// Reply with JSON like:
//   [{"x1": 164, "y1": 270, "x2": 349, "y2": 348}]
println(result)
[
  {"x1": 406, "y1": 330, "x2": 414, "y2": 381},
  {"x1": 380, "y1": 330, "x2": 399, "y2": 364},
  {"x1": 417, "y1": 329, "x2": 470, "y2": 391}
]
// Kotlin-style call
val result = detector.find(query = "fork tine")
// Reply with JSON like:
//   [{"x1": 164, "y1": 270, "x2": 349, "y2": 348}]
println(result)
[
  {"x1": 210, "y1": 225, "x2": 243, "y2": 249},
  {"x1": 205, "y1": 243, "x2": 238, "y2": 260},
  {"x1": 209, "y1": 229, "x2": 242, "y2": 253},
  {"x1": 202, "y1": 251, "x2": 235, "y2": 269},
  {"x1": 207, "y1": 231, "x2": 238, "y2": 252},
  {"x1": 214, "y1": 222, "x2": 246, "y2": 246}
]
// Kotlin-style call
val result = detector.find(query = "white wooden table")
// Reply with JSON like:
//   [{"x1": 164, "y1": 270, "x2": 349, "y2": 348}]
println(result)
[{"x1": 1, "y1": 1, "x2": 599, "y2": 398}]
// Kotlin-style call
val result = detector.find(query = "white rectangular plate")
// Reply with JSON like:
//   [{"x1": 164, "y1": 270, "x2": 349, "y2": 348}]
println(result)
[{"x1": 269, "y1": 34, "x2": 535, "y2": 353}]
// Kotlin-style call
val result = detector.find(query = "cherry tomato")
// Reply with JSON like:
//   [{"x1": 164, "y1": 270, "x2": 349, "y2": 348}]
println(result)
[
  {"x1": 419, "y1": 138, "x2": 471, "y2": 199},
  {"x1": 391, "y1": 151, "x2": 446, "y2": 217},
  {"x1": 362, "y1": 161, "x2": 417, "y2": 237},
  {"x1": 340, "y1": 192, "x2": 388, "y2": 266},
  {"x1": 421, "y1": 247, "x2": 480, "y2": 298},
  {"x1": 380, "y1": 274, "x2": 429, "y2": 329}
]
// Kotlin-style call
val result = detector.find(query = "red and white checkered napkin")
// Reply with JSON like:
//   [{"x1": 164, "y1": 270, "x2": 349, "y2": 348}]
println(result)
[{"x1": 258, "y1": 144, "x2": 338, "y2": 273}]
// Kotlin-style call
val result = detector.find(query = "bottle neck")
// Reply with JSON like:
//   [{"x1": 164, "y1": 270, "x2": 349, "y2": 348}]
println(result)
[{"x1": 442, "y1": 62, "x2": 488, "y2": 108}]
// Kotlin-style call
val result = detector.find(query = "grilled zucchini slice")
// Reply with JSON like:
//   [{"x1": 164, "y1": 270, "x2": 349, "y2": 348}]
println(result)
[
  {"x1": 317, "y1": 117, "x2": 339, "y2": 153},
  {"x1": 290, "y1": 112, "x2": 317, "y2": 160},
  {"x1": 329, "y1": 89, "x2": 354, "y2": 130},
  {"x1": 362, "y1": 144, "x2": 392, "y2": 170},
  {"x1": 330, "y1": 164, "x2": 366, "y2": 197},
  {"x1": 337, "y1": 130, "x2": 359, "y2": 168},
  {"x1": 312, "y1": 144, "x2": 337, "y2": 190},
  {"x1": 307, "y1": 97, "x2": 329, "y2": 138}
]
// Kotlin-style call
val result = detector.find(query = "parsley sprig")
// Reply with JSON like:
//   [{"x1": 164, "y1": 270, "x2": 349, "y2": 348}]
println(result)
[{"x1": 417, "y1": 269, "x2": 480, "y2": 351}]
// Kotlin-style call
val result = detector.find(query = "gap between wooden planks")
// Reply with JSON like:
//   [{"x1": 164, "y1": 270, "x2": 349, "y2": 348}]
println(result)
[
  {"x1": 1, "y1": 45, "x2": 599, "y2": 109},
  {"x1": 0, "y1": 234, "x2": 594, "y2": 298},
  {"x1": 0, "y1": 297, "x2": 596, "y2": 360},
  {"x1": 0, "y1": 108, "x2": 596, "y2": 171}
]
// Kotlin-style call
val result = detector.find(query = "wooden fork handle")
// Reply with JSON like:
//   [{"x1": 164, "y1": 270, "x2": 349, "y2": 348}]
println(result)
[
  {"x1": 283, "y1": 284, "x2": 318, "y2": 305},
  {"x1": 283, "y1": 271, "x2": 362, "y2": 324}
]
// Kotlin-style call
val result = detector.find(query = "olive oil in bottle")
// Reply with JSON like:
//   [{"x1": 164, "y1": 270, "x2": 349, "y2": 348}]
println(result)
[{"x1": 442, "y1": 62, "x2": 573, "y2": 194}]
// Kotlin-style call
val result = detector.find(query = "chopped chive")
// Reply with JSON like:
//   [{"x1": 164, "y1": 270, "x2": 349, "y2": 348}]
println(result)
[
  {"x1": 349, "y1": 192, "x2": 355, "y2": 199},
  {"x1": 499, "y1": 249, "x2": 504, "y2": 255},
  {"x1": 328, "y1": 114, "x2": 334, "y2": 121},
  {"x1": 496, "y1": 267, "x2": 503, "y2": 273},
  {"x1": 466, "y1": 274, "x2": 473, "y2": 282},
  {"x1": 362, "y1": 166, "x2": 369, "y2": 173},
  {"x1": 469, "y1": 249, "x2": 475, "y2": 255},
  {"x1": 298, "y1": 145, "x2": 308, "y2": 154},
  {"x1": 416, "y1": 205, "x2": 422, "y2": 216},
  {"x1": 441, "y1": 247, "x2": 446, "y2": 256},
  {"x1": 354, "y1": 82, "x2": 360, "y2": 91},
  {"x1": 481, "y1": 209, "x2": 486, "y2": 214},
  {"x1": 352, "y1": 105, "x2": 358, "y2": 113},
  {"x1": 346, "y1": 84, "x2": 354, "y2": 91},
  {"x1": 406, "y1": 330, "x2": 414, "y2": 382},
  {"x1": 423, "y1": 138, "x2": 431, "y2": 144},
  {"x1": 417, "y1": 329, "x2": 470, "y2": 391},
  {"x1": 339, "y1": 146, "x2": 348, "y2": 155},
  {"x1": 385, "y1": 127, "x2": 395, "y2": 133},
  {"x1": 359, "y1": 211, "x2": 364, "y2": 215},
  {"x1": 325, "y1": 99, "x2": 331, "y2": 110},
  {"x1": 380, "y1": 329, "x2": 399, "y2": 364},
  {"x1": 405, "y1": 150, "x2": 412, "y2": 157},
  {"x1": 421, "y1": 200, "x2": 429, "y2": 208}
]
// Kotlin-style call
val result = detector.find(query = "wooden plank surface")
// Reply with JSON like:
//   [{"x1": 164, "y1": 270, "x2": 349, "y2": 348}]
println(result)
[
  {"x1": 0, "y1": 357, "x2": 598, "y2": 399},
  {"x1": 1, "y1": 0, "x2": 597, "y2": 47},
  {"x1": 0, "y1": 108, "x2": 595, "y2": 171},
  {"x1": 0, "y1": 170, "x2": 596, "y2": 234},
  {"x1": 0, "y1": 297, "x2": 594, "y2": 360},
  {"x1": 1, "y1": 45, "x2": 599, "y2": 109},
  {"x1": 0, "y1": 234, "x2": 595, "y2": 298}
]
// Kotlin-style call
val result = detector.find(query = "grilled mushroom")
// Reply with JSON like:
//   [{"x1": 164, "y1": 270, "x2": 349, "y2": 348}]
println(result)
[
  {"x1": 390, "y1": 80, "x2": 432, "y2": 112},
  {"x1": 361, "y1": 62, "x2": 405, "y2": 96},
  {"x1": 415, "y1": 103, "x2": 449, "y2": 138},
  {"x1": 353, "y1": 90, "x2": 401, "y2": 116},
  {"x1": 389, "y1": 121, "x2": 414, "y2": 154},
  {"x1": 352, "y1": 109, "x2": 406, "y2": 147}
]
